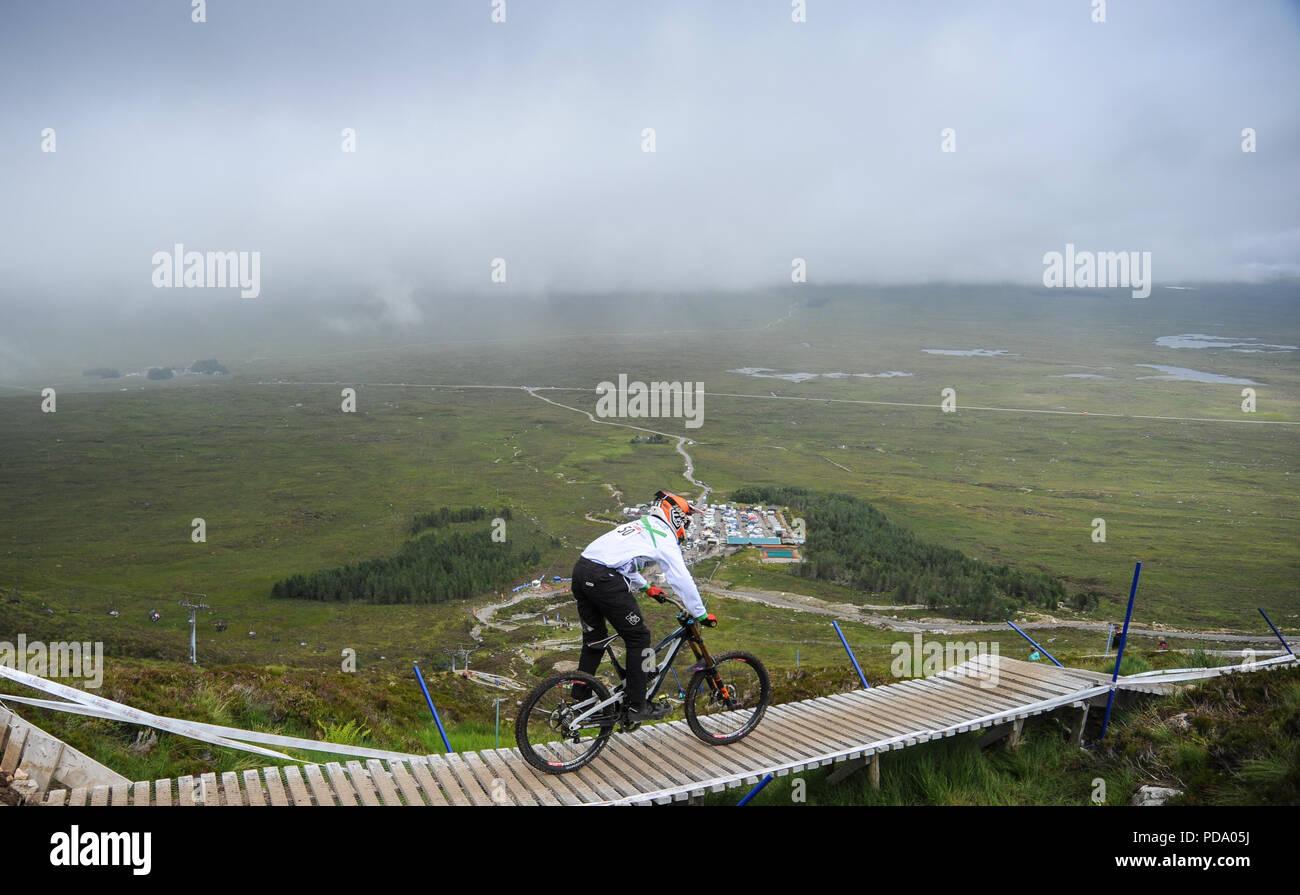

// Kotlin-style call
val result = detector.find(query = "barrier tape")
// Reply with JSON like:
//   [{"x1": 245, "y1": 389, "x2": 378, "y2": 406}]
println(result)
[{"x1": 0, "y1": 664, "x2": 422, "y2": 763}]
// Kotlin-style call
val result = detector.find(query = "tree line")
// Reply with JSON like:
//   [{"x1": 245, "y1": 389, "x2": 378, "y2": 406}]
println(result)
[
  {"x1": 409, "y1": 505, "x2": 511, "y2": 536},
  {"x1": 731, "y1": 486, "x2": 1068, "y2": 620},
  {"x1": 272, "y1": 507, "x2": 536, "y2": 605}
]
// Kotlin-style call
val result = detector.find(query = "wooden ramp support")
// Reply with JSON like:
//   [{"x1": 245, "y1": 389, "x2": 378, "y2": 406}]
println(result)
[{"x1": 1, "y1": 706, "x2": 130, "y2": 803}]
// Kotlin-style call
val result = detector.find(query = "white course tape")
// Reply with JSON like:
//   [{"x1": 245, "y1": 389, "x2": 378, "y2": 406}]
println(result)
[
  {"x1": 0, "y1": 664, "x2": 422, "y2": 763},
  {"x1": 0, "y1": 692, "x2": 423, "y2": 762}
]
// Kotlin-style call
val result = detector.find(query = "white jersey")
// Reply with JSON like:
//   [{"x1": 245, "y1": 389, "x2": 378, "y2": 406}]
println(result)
[{"x1": 580, "y1": 515, "x2": 707, "y2": 618}]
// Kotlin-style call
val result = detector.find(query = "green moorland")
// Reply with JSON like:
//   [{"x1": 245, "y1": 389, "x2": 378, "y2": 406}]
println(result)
[{"x1": 0, "y1": 283, "x2": 1295, "y2": 790}]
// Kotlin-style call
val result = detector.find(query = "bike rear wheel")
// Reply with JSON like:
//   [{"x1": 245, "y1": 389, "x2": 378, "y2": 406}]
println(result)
[
  {"x1": 515, "y1": 671, "x2": 617, "y2": 774},
  {"x1": 685, "y1": 651, "x2": 771, "y2": 745}
]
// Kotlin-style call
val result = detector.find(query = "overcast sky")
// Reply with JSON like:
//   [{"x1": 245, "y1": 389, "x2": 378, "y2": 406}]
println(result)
[{"x1": 1, "y1": 0, "x2": 1298, "y2": 318}]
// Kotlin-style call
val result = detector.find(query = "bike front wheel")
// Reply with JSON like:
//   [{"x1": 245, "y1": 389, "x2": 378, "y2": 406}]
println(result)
[
  {"x1": 684, "y1": 651, "x2": 771, "y2": 745},
  {"x1": 515, "y1": 671, "x2": 616, "y2": 774}
]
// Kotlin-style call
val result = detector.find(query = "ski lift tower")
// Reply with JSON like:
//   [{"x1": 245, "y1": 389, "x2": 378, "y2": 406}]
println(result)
[{"x1": 178, "y1": 592, "x2": 210, "y2": 665}]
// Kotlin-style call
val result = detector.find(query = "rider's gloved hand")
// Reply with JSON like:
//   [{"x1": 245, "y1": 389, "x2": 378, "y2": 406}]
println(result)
[
  {"x1": 696, "y1": 613, "x2": 718, "y2": 628},
  {"x1": 641, "y1": 585, "x2": 666, "y2": 602}
]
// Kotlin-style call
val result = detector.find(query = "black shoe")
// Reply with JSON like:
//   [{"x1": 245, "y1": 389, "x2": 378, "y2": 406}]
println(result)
[{"x1": 626, "y1": 700, "x2": 672, "y2": 722}]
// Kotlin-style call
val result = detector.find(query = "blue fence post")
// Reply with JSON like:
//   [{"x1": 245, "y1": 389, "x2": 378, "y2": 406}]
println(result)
[
  {"x1": 1099, "y1": 561, "x2": 1141, "y2": 741},
  {"x1": 1104, "y1": 623, "x2": 1115, "y2": 656},
  {"x1": 832, "y1": 620, "x2": 870, "y2": 689},
  {"x1": 1258, "y1": 608, "x2": 1295, "y2": 657},
  {"x1": 1005, "y1": 621, "x2": 1064, "y2": 668},
  {"x1": 414, "y1": 662, "x2": 453, "y2": 753},
  {"x1": 737, "y1": 774, "x2": 774, "y2": 805}
]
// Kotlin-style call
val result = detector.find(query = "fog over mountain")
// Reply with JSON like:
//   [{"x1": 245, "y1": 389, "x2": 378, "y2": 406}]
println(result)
[{"x1": 1, "y1": 1, "x2": 1297, "y2": 379}]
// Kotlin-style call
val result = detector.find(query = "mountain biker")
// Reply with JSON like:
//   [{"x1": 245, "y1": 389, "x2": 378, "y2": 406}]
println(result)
[{"x1": 571, "y1": 490, "x2": 717, "y2": 722}]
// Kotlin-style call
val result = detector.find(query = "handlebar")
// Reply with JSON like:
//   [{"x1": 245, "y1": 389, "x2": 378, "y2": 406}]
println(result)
[{"x1": 646, "y1": 588, "x2": 716, "y2": 627}]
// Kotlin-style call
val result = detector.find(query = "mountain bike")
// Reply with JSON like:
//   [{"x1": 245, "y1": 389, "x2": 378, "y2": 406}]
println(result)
[{"x1": 514, "y1": 593, "x2": 771, "y2": 774}]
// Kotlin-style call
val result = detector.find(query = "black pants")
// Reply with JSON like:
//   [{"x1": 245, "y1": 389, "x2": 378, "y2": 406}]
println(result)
[{"x1": 571, "y1": 557, "x2": 653, "y2": 709}]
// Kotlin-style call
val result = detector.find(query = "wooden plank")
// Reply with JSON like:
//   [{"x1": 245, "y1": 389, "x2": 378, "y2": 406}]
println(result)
[
  {"x1": 1, "y1": 725, "x2": 28, "y2": 774},
  {"x1": 822, "y1": 692, "x2": 928, "y2": 743},
  {"x1": 807, "y1": 688, "x2": 939, "y2": 740},
  {"x1": 604, "y1": 733, "x2": 702, "y2": 790},
  {"x1": 617, "y1": 724, "x2": 720, "y2": 794},
  {"x1": 764, "y1": 703, "x2": 861, "y2": 756},
  {"x1": 44, "y1": 788, "x2": 68, "y2": 806},
  {"x1": 11, "y1": 721, "x2": 62, "y2": 792},
  {"x1": 742, "y1": 705, "x2": 848, "y2": 765},
  {"x1": 324, "y1": 762, "x2": 358, "y2": 806},
  {"x1": 636, "y1": 722, "x2": 752, "y2": 788},
  {"x1": 89, "y1": 785, "x2": 110, "y2": 807},
  {"x1": 922, "y1": 674, "x2": 1048, "y2": 722},
  {"x1": 947, "y1": 663, "x2": 1068, "y2": 702},
  {"x1": 654, "y1": 720, "x2": 785, "y2": 788},
  {"x1": 996, "y1": 666, "x2": 1092, "y2": 703},
  {"x1": 602, "y1": 741, "x2": 694, "y2": 802},
  {"x1": 489, "y1": 749, "x2": 561, "y2": 806},
  {"x1": 593, "y1": 739, "x2": 685, "y2": 797},
  {"x1": 461, "y1": 752, "x2": 512, "y2": 805},
  {"x1": 680, "y1": 716, "x2": 804, "y2": 784},
  {"x1": 477, "y1": 751, "x2": 539, "y2": 806},
  {"x1": 404, "y1": 759, "x2": 450, "y2": 807},
  {"x1": 365, "y1": 758, "x2": 404, "y2": 806},
  {"x1": 242, "y1": 769, "x2": 266, "y2": 806},
  {"x1": 110, "y1": 784, "x2": 130, "y2": 806},
  {"x1": 68, "y1": 786, "x2": 88, "y2": 806},
  {"x1": 422, "y1": 755, "x2": 472, "y2": 807},
  {"x1": 198, "y1": 772, "x2": 219, "y2": 806},
  {"x1": 221, "y1": 772, "x2": 244, "y2": 807},
  {"x1": 442, "y1": 753, "x2": 496, "y2": 805},
  {"x1": 499, "y1": 750, "x2": 578, "y2": 806},
  {"x1": 860, "y1": 691, "x2": 964, "y2": 739},
  {"x1": 519, "y1": 754, "x2": 597, "y2": 805},
  {"x1": 344, "y1": 760, "x2": 381, "y2": 806},
  {"x1": 766, "y1": 701, "x2": 855, "y2": 750},
  {"x1": 386, "y1": 760, "x2": 426, "y2": 806},
  {"x1": 740, "y1": 708, "x2": 840, "y2": 768},
  {"x1": 301, "y1": 765, "x2": 336, "y2": 806},
  {"x1": 529, "y1": 744, "x2": 604, "y2": 802},
  {"x1": 829, "y1": 684, "x2": 966, "y2": 737},
  {"x1": 175, "y1": 775, "x2": 196, "y2": 807},
  {"x1": 855, "y1": 680, "x2": 985, "y2": 729},
  {"x1": 154, "y1": 779, "x2": 172, "y2": 807},
  {"x1": 577, "y1": 748, "x2": 643, "y2": 801},
  {"x1": 282, "y1": 766, "x2": 314, "y2": 806},
  {"x1": 884, "y1": 677, "x2": 1011, "y2": 727},
  {"x1": 780, "y1": 698, "x2": 895, "y2": 751},
  {"x1": 262, "y1": 767, "x2": 290, "y2": 807}
]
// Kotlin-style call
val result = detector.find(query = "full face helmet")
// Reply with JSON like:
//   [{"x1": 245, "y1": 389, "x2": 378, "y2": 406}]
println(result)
[{"x1": 651, "y1": 490, "x2": 700, "y2": 544}]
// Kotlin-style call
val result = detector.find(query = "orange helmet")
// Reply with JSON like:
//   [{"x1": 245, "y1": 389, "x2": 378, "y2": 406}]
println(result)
[{"x1": 652, "y1": 490, "x2": 702, "y2": 544}]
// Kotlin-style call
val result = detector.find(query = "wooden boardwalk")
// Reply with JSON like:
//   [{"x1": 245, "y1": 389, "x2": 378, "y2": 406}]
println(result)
[{"x1": 10, "y1": 655, "x2": 1136, "y2": 806}]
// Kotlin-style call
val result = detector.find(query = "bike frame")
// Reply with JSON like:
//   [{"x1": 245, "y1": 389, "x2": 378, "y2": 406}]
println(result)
[{"x1": 564, "y1": 616, "x2": 717, "y2": 732}]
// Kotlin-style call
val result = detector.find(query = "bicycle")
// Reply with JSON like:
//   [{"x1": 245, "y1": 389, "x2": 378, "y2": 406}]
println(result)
[{"x1": 514, "y1": 592, "x2": 771, "y2": 774}]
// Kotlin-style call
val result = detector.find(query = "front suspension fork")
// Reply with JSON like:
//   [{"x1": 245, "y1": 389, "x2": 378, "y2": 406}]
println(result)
[{"x1": 688, "y1": 631, "x2": 731, "y2": 702}]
